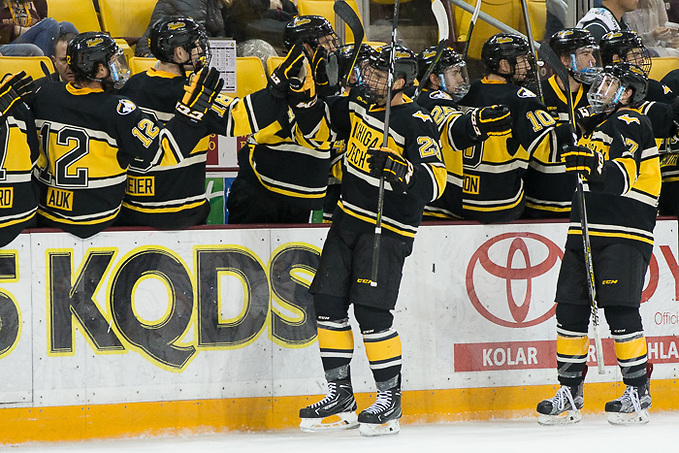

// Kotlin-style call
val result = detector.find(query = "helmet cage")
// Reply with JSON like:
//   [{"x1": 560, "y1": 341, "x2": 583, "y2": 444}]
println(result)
[
  {"x1": 150, "y1": 18, "x2": 210, "y2": 71},
  {"x1": 600, "y1": 31, "x2": 652, "y2": 74}
]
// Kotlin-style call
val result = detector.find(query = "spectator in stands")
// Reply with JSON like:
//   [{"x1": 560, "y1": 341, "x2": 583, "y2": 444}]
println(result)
[
  {"x1": 224, "y1": 0, "x2": 297, "y2": 54},
  {"x1": 0, "y1": 0, "x2": 77, "y2": 57},
  {"x1": 135, "y1": 0, "x2": 230, "y2": 57},
  {"x1": 33, "y1": 31, "x2": 76, "y2": 87},
  {"x1": 625, "y1": 0, "x2": 679, "y2": 56},
  {"x1": 576, "y1": 0, "x2": 638, "y2": 42}
]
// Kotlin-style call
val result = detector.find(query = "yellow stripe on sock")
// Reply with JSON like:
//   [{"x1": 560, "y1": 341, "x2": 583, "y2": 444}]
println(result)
[
  {"x1": 614, "y1": 336, "x2": 647, "y2": 361},
  {"x1": 557, "y1": 334, "x2": 589, "y2": 357},
  {"x1": 317, "y1": 326, "x2": 354, "y2": 352},
  {"x1": 364, "y1": 333, "x2": 402, "y2": 363}
]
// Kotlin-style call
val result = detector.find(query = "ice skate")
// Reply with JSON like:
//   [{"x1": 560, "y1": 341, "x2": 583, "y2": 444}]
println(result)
[
  {"x1": 299, "y1": 379, "x2": 358, "y2": 432},
  {"x1": 358, "y1": 381, "x2": 402, "y2": 437},
  {"x1": 605, "y1": 380, "x2": 651, "y2": 425},
  {"x1": 536, "y1": 383, "x2": 584, "y2": 425}
]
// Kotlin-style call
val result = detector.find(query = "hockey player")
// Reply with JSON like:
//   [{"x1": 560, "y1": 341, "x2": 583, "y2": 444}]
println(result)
[
  {"x1": 226, "y1": 15, "x2": 339, "y2": 224},
  {"x1": 598, "y1": 30, "x2": 679, "y2": 217},
  {"x1": 0, "y1": 72, "x2": 40, "y2": 247},
  {"x1": 537, "y1": 62, "x2": 658, "y2": 426},
  {"x1": 527, "y1": 28, "x2": 603, "y2": 218},
  {"x1": 29, "y1": 32, "x2": 222, "y2": 238},
  {"x1": 458, "y1": 33, "x2": 557, "y2": 222},
  {"x1": 292, "y1": 44, "x2": 446, "y2": 436},
  {"x1": 118, "y1": 17, "x2": 289, "y2": 228},
  {"x1": 415, "y1": 46, "x2": 512, "y2": 220}
]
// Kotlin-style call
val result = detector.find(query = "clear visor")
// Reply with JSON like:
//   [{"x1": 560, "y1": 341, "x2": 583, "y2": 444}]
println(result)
[
  {"x1": 571, "y1": 45, "x2": 602, "y2": 84},
  {"x1": 108, "y1": 49, "x2": 130, "y2": 89},
  {"x1": 587, "y1": 73, "x2": 625, "y2": 113},
  {"x1": 439, "y1": 62, "x2": 470, "y2": 101}
]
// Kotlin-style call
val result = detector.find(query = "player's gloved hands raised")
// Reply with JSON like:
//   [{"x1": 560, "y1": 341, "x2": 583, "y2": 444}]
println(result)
[
  {"x1": 268, "y1": 42, "x2": 306, "y2": 98},
  {"x1": 469, "y1": 104, "x2": 512, "y2": 139},
  {"x1": 288, "y1": 69, "x2": 317, "y2": 109},
  {"x1": 0, "y1": 71, "x2": 34, "y2": 115},
  {"x1": 561, "y1": 144, "x2": 606, "y2": 182},
  {"x1": 175, "y1": 66, "x2": 224, "y2": 124},
  {"x1": 367, "y1": 147, "x2": 414, "y2": 193},
  {"x1": 311, "y1": 46, "x2": 340, "y2": 97}
]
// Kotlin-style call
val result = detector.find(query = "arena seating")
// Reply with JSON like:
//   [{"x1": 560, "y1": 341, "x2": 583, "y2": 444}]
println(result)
[
  {"x1": 296, "y1": 0, "x2": 362, "y2": 43},
  {"x1": 649, "y1": 57, "x2": 679, "y2": 81},
  {"x1": 48, "y1": 0, "x2": 101, "y2": 33},
  {"x1": 99, "y1": 0, "x2": 157, "y2": 39},
  {"x1": 129, "y1": 57, "x2": 158, "y2": 74},
  {"x1": 0, "y1": 56, "x2": 55, "y2": 79}
]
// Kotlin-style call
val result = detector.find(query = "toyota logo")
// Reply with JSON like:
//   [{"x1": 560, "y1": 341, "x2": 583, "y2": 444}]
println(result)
[{"x1": 466, "y1": 232, "x2": 561, "y2": 328}]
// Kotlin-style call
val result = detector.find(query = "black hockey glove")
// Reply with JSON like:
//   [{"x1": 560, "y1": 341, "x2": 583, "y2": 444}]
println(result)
[
  {"x1": 175, "y1": 67, "x2": 224, "y2": 124},
  {"x1": 311, "y1": 46, "x2": 340, "y2": 97},
  {"x1": 469, "y1": 105, "x2": 512, "y2": 139},
  {"x1": 561, "y1": 144, "x2": 606, "y2": 182},
  {"x1": 574, "y1": 105, "x2": 603, "y2": 136},
  {"x1": 367, "y1": 147, "x2": 415, "y2": 193},
  {"x1": 268, "y1": 42, "x2": 306, "y2": 99},
  {"x1": 288, "y1": 72, "x2": 317, "y2": 109},
  {"x1": 0, "y1": 71, "x2": 33, "y2": 116}
]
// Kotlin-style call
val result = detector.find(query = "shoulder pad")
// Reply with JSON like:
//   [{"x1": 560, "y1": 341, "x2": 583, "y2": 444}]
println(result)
[
  {"x1": 517, "y1": 87, "x2": 537, "y2": 98},
  {"x1": 116, "y1": 99, "x2": 137, "y2": 115},
  {"x1": 430, "y1": 90, "x2": 452, "y2": 101}
]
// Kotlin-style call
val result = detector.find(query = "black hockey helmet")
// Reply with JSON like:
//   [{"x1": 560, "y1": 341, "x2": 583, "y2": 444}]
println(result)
[
  {"x1": 417, "y1": 46, "x2": 464, "y2": 81},
  {"x1": 149, "y1": 16, "x2": 210, "y2": 70},
  {"x1": 588, "y1": 62, "x2": 648, "y2": 113},
  {"x1": 283, "y1": 15, "x2": 338, "y2": 51},
  {"x1": 481, "y1": 33, "x2": 536, "y2": 85},
  {"x1": 367, "y1": 44, "x2": 418, "y2": 85},
  {"x1": 548, "y1": 28, "x2": 602, "y2": 84},
  {"x1": 337, "y1": 43, "x2": 371, "y2": 87},
  {"x1": 599, "y1": 30, "x2": 652, "y2": 75},
  {"x1": 67, "y1": 31, "x2": 130, "y2": 88},
  {"x1": 417, "y1": 45, "x2": 469, "y2": 99}
]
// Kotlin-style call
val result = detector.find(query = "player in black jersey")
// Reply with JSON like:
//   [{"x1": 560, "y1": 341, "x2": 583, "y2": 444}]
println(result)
[
  {"x1": 293, "y1": 44, "x2": 446, "y2": 436},
  {"x1": 415, "y1": 46, "x2": 512, "y2": 220},
  {"x1": 458, "y1": 33, "x2": 557, "y2": 222},
  {"x1": 29, "y1": 32, "x2": 222, "y2": 238},
  {"x1": 118, "y1": 17, "x2": 288, "y2": 229},
  {"x1": 537, "y1": 63, "x2": 658, "y2": 426},
  {"x1": 0, "y1": 72, "x2": 40, "y2": 247},
  {"x1": 226, "y1": 15, "x2": 339, "y2": 225},
  {"x1": 598, "y1": 30, "x2": 679, "y2": 217},
  {"x1": 528, "y1": 28, "x2": 603, "y2": 219}
]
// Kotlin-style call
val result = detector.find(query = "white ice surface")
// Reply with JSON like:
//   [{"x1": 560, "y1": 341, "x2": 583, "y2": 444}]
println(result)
[{"x1": 7, "y1": 411, "x2": 679, "y2": 453}]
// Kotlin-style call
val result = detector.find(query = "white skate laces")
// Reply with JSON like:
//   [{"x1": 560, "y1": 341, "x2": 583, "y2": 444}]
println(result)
[
  {"x1": 363, "y1": 390, "x2": 392, "y2": 414},
  {"x1": 309, "y1": 382, "x2": 338, "y2": 409},
  {"x1": 536, "y1": 385, "x2": 583, "y2": 425},
  {"x1": 552, "y1": 386, "x2": 577, "y2": 413}
]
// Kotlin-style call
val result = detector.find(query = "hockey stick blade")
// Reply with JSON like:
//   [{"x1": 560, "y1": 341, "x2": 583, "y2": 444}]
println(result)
[
  {"x1": 334, "y1": 0, "x2": 365, "y2": 88},
  {"x1": 414, "y1": 0, "x2": 449, "y2": 100}
]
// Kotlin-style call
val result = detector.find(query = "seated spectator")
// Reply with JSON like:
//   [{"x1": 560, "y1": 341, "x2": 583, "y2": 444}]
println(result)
[
  {"x1": 224, "y1": 0, "x2": 297, "y2": 54},
  {"x1": 135, "y1": 0, "x2": 230, "y2": 56},
  {"x1": 0, "y1": 0, "x2": 77, "y2": 58},
  {"x1": 625, "y1": 0, "x2": 679, "y2": 56},
  {"x1": 33, "y1": 31, "x2": 76, "y2": 87}
]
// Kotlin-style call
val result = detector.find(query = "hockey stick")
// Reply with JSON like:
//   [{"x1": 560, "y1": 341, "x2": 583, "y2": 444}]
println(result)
[
  {"x1": 540, "y1": 43, "x2": 606, "y2": 375},
  {"x1": 461, "y1": 0, "x2": 482, "y2": 61},
  {"x1": 519, "y1": 0, "x2": 544, "y2": 103},
  {"x1": 334, "y1": 0, "x2": 365, "y2": 88},
  {"x1": 413, "y1": 0, "x2": 450, "y2": 100},
  {"x1": 371, "y1": 0, "x2": 401, "y2": 288}
]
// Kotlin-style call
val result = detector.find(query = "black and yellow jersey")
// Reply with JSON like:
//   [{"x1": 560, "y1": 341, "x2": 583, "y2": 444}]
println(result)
[
  {"x1": 235, "y1": 101, "x2": 333, "y2": 210},
  {"x1": 568, "y1": 108, "x2": 660, "y2": 260},
  {"x1": 30, "y1": 82, "x2": 205, "y2": 238},
  {"x1": 526, "y1": 75, "x2": 586, "y2": 218},
  {"x1": 459, "y1": 78, "x2": 557, "y2": 222},
  {"x1": 294, "y1": 94, "x2": 446, "y2": 245},
  {"x1": 417, "y1": 88, "x2": 483, "y2": 220},
  {"x1": 0, "y1": 101, "x2": 40, "y2": 246},
  {"x1": 119, "y1": 68, "x2": 285, "y2": 228}
]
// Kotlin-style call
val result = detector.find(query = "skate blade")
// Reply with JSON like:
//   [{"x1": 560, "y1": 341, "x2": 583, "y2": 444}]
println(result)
[
  {"x1": 300, "y1": 412, "x2": 358, "y2": 432},
  {"x1": 607, "y1": 409, "x2": 650, "y2": 425},
  {"x1": 537, "y1": 410, "x2": 582, "y2": 426},
  {"x1": 359, "y1": 419, "x2": 400, "y2": 437}
]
